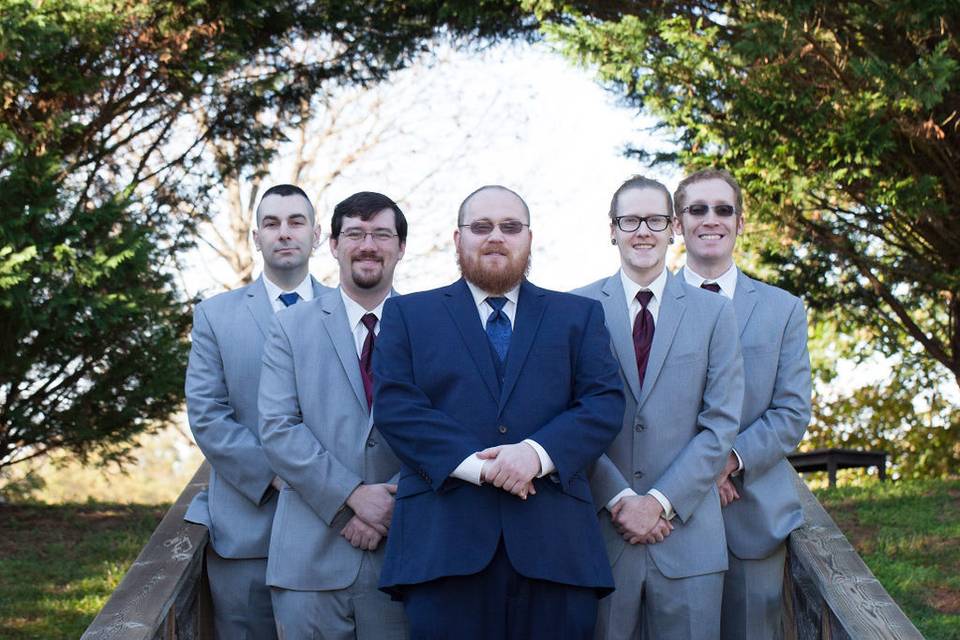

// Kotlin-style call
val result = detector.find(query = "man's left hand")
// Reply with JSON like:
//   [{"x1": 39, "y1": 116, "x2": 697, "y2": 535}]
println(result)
[
  {"x1": 715, "y1": 452, "x2": 741, "y2": 506},
  {"x1": 478, "y1": 443, "x2": 540, "y2": 498}
]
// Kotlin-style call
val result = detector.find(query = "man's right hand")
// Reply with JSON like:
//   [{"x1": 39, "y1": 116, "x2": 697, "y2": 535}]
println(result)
[
  {"x1": 345, "y1": 483, "x2": 397, "y2": 535},
  {"x1": 340, "y1": 515, "x2": 383, "y2": 550},
  {"x1": 611, "y1": 494, "x2": 663, "y2": 541}
]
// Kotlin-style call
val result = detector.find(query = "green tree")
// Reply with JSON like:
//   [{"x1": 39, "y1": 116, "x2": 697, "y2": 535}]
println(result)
[
  {"x1": 0, "y1": 0, "x2": 527, "y2": 471},
  {"x1": 534, "y1": 0, "x2": 959, "y2": 475}
]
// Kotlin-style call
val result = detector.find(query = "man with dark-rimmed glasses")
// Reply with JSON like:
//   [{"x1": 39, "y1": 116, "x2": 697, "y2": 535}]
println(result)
[
  {"x1": 574, "y1": 175, "x2": 744, "y2": 640},
  {"x1": 372, "y1": 185, "x2": 624, "y2": 639}
]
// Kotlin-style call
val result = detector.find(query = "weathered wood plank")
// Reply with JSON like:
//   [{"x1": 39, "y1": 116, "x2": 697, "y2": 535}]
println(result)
[
  {"x1": 82, "y1": 463, "x2": 212, "y2": 640},
  {"x1": 787, "y1": 471, "x2": 924, "y2": 639}
]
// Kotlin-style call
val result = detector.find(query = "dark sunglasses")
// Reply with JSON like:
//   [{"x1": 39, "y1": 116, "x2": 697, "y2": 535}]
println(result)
[
  {"x1": 681, "y1": 204, "x2": 737, "y2": 217},
  {"x1": 460, "y1": 220, "x2": 529, "y2": 235}
]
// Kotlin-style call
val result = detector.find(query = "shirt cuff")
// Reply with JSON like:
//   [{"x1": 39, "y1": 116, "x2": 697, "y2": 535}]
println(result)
[
  {"x1": 450, "y1": 453, "x2": 485, "y2": 486},
  {"x1": 605, "y1": 487, "x2": 638, "y2": 512},
  {"x1": 648, "y1": 488, "x2": 675, "y2": 521},
  {"x1": 731, "y1": 449, "x2": 744, "y2": 477},
  {"x1": 523, "y1": 439, "x2": 555, "y2": 477}
]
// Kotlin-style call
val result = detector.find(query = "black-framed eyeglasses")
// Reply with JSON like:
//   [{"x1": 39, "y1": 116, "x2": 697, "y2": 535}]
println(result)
[
  {"x1": 613, "y1": 215, "x2": 672, "y2": 233},
  {"x1": 459, "y1": 220, "x2": 530, "y2": 235},
  {"x1": 338, "y1": 229, "x2": 399, "y2": 243},
  {"x1": 681, "y1": 204, "x2": 737, "y2": 217}
]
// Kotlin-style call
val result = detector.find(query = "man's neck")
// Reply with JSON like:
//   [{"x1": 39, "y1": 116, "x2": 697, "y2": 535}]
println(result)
[
  {"x1": 685, "y1": 256, "x2": 734, "y2": 280},
  {"x1": 264, "y1": 266, "x2": 309, "y2": 292},
  {"x1": 342, "y1": 282, "x2": 390, "y2": 311},
  {"x1": 623, "y1": 265, "x2": 661, "y2": 288}
]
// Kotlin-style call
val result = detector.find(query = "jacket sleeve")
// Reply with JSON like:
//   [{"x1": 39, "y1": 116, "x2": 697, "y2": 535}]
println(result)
[
  {"x1": 734, "y1": 298, "x2": 811, "y2": 478},
  {"x1": 186, "y1": 304, "x2": 275, "y2": 505},
  {"x1": 652, "y1": 300, "x2": 744, "y2": 523}
]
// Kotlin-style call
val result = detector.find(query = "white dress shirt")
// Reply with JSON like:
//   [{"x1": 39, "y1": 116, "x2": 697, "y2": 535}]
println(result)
[
  {"x1": 340, "y1": 288, "x2": 389, "y2": 358},
  {"x1": 682, "y1": 263, "x2": 744, "y2": 474},
  {"x1": 449, "y1": 281, "x2": 556, "y2": 486},
  {"x1": 607, "y1": 268, "x2": 675, "y2": 519},
  {"x1": 263, "y1": 274, "x2": 315, "y2": 313}
]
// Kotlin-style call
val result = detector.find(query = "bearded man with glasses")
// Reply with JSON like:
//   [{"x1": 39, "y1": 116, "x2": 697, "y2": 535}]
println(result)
[
  {"x1": 372, "y1": 185, "x2": 625, "y2": 639},
  {"x1": 674, "y1": 169, "x2": 811, "y2": 640},
  {"x1": 573, "y1": 175, "x2": 744, "y2": 640}
]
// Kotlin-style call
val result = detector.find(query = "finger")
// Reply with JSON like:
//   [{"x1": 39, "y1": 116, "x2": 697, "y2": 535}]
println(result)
[
  {"x1": 385, "y1": 484, "x2": 397, "y2": 494},
  {"x1": 528, "y1": 483, "x2": 536, "y2": 495},
  {"x1": 476, "y1": 446, "x2": 503, "y2": 459}
]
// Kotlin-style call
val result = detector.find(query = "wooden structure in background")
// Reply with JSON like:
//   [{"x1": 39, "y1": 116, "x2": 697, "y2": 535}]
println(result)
[
  {"x1": 789, "y1": 448, "x2": 888, "y2": 488},
  {"x1": 83, "y1": 463, "x2": 923, "y2": 639}
]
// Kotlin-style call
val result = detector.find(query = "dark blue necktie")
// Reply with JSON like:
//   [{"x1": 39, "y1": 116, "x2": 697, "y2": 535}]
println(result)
[
  {"x1": 279, "y1": 292, "x2": 300, "y2": 307},
  {"x1": 486, "y1": 297, "x2": 512, "y2": 376}
]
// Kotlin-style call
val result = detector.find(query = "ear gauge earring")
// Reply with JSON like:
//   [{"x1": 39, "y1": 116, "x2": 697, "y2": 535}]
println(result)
[
  {"x1": 611, "y1": 238, "x2": 617, "y2": 245},
  {"x1": 668, "y1": 236, "x2": 674, "y2": 244}
]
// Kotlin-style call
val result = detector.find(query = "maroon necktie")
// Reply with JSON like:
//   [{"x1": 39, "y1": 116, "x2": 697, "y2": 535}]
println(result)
[
  {"x1": 359, "y1": 313, "x2": 378, "y2": 409},
  {"x1": 633, "y1": 290, "x2": 655, "y2": 388},
  {"x1": 701, "y1": 282, "x2": 721, "y2": 293}
]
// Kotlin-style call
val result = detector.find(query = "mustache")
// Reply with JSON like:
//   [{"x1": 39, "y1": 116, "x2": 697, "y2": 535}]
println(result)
[{"x1": 352, "y1": 251, "x2": 383, "y2": 262}]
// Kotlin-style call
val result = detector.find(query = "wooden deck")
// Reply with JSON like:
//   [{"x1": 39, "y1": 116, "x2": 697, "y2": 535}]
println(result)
[{"x1": 83, "y1": 462, "x2": 924, "y2": 639}]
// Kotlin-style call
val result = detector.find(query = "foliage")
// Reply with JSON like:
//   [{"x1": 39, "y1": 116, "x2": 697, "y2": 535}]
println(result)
[
  {"x1": 817, "y1": 478, "x2": 960, "y2": 639},
  {"x1": 0, "y1": 0, "x2": 528, "y2": 471},
  {"x1": 533, "y1": 0, "x2": 960, "y2": 472},
  {"x1": 0, "y1": 502, "x2": 166, "y2": 639}
]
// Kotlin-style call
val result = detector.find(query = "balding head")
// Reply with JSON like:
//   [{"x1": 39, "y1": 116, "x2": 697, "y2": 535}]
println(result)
[{"x1": 457, "y1": 185, "x2": 530, "y2": 226}]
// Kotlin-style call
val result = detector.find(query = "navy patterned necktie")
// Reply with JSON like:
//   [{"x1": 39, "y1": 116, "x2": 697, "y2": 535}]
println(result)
[
  {"x1": 279, "y1": 292, "x2": 300, "y2": 307},
  {"x1": 633, "y1": 290, "x2": 655, "y2": 388},
  {"x1": 359, "y1": 313, "x2": 377, "y2": 409},
  {"x1": 701, "y1": 282, "x2": 721, "y2": 293},
  {"x1": 486, "y1": 297, "x2": 512, "y2": 377}
]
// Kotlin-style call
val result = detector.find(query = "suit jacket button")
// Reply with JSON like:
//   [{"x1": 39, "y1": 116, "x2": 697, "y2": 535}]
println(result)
[
  {"x1": 498, "y1": 425, "x2": 508, "y2": 434},
  {"x1": 634, "y1": 470, "x2": 644, "y2": 479},
  {"x1": 366, "y1": 438, "x2": 376, "y2": 448}
]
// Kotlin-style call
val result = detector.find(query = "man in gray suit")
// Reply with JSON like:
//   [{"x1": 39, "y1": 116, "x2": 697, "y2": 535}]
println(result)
[
  {"x1": 184, "y1": 184, "x2": 329, "y2": 639},
  {"x1": 259, "y1": 191, "x2": 408, "y2": 639},
  {"x1": 674, "y1": 169, "x2": 811, "y2": 640},
  {"x1": 574, "y1": 176, "x2": 744, "y2": 640}
]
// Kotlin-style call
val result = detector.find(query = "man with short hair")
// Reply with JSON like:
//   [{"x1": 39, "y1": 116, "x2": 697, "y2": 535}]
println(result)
[
  {"x1": 258, "y1": 191, "x2": 408, "y2": 639},
  {"x1": 574, "y1": 175, "x2": 744, "y2": 640},
  {"x1": 373, "y1": 185, "x2": 625, "y2": 639},
  {"x1": 184, "y1": 184, "x2": 329, "y2": 639},
  {"x1": 674, "y1": 168, "x2": 811, "y2": 640}
]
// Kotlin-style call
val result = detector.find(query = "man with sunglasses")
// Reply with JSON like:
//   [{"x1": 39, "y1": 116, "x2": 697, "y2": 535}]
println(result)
[
  {"x1": 372, "y1": 185, "x2": 624, "y2": 639},
  {"x1": 674, "y1": 169, "x2": 811, "y2": 640},
  {"x1": 574, "y1": 175, "x2": 743, "y2": 640},
  {"x1": 259, "y1": 191, "x2": 408, "y2": 639}
]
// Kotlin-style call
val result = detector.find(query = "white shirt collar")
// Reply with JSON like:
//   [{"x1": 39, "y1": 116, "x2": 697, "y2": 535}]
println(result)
[
  {"x1": 682, "y1": 263, "x2": 738, "y2": 299},
  {"x1": 465, "y1": 280, "x2": 520, "y2": 309},
  {"x1": 263, "y1": 274, "x2": 314, "y2": 308},
  {"x1": 620, "y1": 267, "x2": 667, "y2": 308},
  {"x1": 340, "y1": 288, "x2": 390, "y2": 332}
]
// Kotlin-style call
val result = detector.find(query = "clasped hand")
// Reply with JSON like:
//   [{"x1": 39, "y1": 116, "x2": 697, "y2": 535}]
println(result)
[
  {"x1": 715, "y1": 452, "x2": 741, "y2": 507},
  {"x1": 340, "y1": 482, "x2": 397, "y2": 550},
  {"x1": 477, "y1": 442, "x2": 540, "y2": 500},
  {"x1": 611, "y1": 494, "x2": 674, "y2": 545}
]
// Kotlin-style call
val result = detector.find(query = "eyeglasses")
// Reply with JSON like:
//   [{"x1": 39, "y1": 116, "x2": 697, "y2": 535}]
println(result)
[
  {"x1": 681, "y1": 204, "x2": 737, "y2": 217},
  {"x1": 613, "y1": 215, "x2": 672, "y2": 233},
  {"x1": 459, "y1": 220, "x2": 530, "y2": 235},
  {"x1": 338, "y1": 229, "x2": 399, "y2": 243}
]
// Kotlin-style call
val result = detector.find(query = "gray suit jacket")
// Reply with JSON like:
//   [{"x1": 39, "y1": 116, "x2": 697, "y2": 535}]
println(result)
[
  {"x1": 184, "y1": 276, "x2": 330, "y2": 558},
  {"x1": 258, "y1": 287, "x2": 401, "y2": 591},
  {"x1": 723, "y1": 271, "x2": 811, "y2": 559},
  {"x1": 574, "y1": 271, "x2": 744, "y2": 579}
]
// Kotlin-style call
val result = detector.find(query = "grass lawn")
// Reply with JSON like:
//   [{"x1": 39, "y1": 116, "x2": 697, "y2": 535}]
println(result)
[
  {"x1": 0, "y1": 502, "x2": 166, "y2": 640},
  {"x1": 816, "y1": 478, "x2": 960, "y2": 640}
]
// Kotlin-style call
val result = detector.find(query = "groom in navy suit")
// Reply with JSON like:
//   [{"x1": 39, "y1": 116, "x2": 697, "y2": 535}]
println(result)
[{"x1": 372, "y1": 185, "x2": 625, "y2": 640}]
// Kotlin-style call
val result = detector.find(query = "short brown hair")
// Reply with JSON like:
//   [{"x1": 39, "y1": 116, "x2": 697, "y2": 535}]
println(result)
[
  {"x1": 674, "y1": 169, "x2": 743, "y2": 216},
  {"x1": 609, "y1": 175, "x2": 673, "y2": 218}
]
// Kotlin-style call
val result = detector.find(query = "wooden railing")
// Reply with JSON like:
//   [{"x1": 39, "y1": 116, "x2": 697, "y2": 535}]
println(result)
[
  {"x1": 83, "y1": 464, "x2": 924, "y2": 639},
  {"x1": 81, "y1": 463, "x2": 213, "y2": 640}
]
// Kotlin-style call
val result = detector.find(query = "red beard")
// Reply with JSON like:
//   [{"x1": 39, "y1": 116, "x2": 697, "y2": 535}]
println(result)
[{"x1": 457, "y1": 246, "x2": 531, "y2": 295}]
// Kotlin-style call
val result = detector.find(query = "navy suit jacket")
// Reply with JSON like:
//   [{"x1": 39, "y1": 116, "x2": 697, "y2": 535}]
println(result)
[{"x1": 372, "y1": 278, "x2": 624, "y2": 595}]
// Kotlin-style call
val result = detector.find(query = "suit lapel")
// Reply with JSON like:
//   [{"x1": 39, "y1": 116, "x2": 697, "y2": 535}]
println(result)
[
  {"x1": 442, "y1": 279, "x2": 500, "y2": 403},
  {"x1": 638, "y1": 272, "x2": 685, "y2": 408},
  {"x1": 733, "y1": 270, "x2": 757, "y2": 337},
  {"x1": 318, "y1": 289, "x2": 369, "y2": 414},
  {"x1": 245, "y1": 276, "x2": 275, "y2": 338},
  {"x1": 600, "y1": 274, "x2": 642, "y2": 404},
  {"x1": 499, "y1": 281, "x2": 547, "y2": 410},
  {"x1": 310, "y1": 276, "x2": 327, "y2": 299}
]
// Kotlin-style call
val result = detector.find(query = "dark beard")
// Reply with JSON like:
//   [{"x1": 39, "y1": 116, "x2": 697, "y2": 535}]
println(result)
[
  {"x1": 457, "y1": 247, "x2": 531, "y2": 295},
  {"x1": 351, "y1": 253, "x2": 384, "y2": 289}
]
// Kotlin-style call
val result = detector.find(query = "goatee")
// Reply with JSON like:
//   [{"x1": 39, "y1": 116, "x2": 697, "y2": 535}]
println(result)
[{"x1": 457, "y1": 247, "x2": 531, "y2": 295}]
